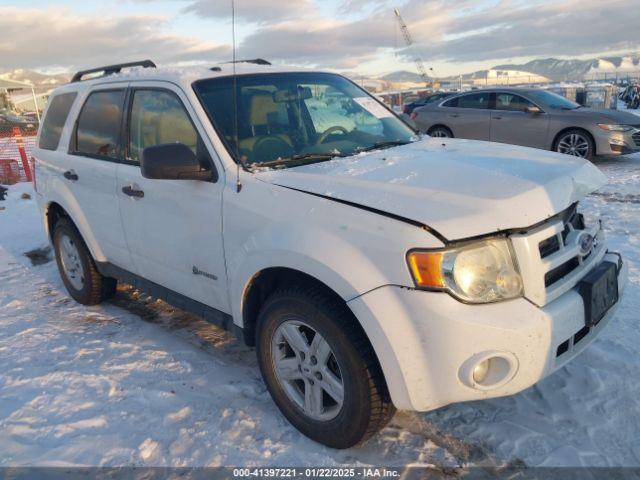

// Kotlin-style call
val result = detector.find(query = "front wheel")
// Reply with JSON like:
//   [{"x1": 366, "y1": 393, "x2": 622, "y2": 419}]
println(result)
[
  {"x1": 256, "y1": 287, "x2": 395, "y2": 448},
  {"x1": 554, "y1": 129, "x2": 594, "y2": 160}
]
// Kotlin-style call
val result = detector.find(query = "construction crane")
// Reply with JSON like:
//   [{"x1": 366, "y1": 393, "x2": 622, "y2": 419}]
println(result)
[{"x1": 393, "y1": 8, "x2": 439, "y2": 89}]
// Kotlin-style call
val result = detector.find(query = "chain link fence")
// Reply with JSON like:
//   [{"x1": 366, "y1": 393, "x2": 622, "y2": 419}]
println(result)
[{"x1": 0, "y1": 126, "x2": 36, "y2": 184}]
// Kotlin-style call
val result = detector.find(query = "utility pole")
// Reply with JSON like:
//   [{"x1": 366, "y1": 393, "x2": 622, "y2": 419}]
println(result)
[{"x1": 30, "y1": 86, "x2": 40, "y2": 122}]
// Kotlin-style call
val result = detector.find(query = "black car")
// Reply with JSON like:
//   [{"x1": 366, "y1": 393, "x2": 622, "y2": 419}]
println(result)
[{"x1": 403, "y1": 92, "x2": 454, "y2": 115}]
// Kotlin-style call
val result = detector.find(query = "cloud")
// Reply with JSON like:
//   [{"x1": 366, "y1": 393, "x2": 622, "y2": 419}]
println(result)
[
  {"x1": 0, "y1": 7, "x2": 230, "y2": 70},
  {"x1": 237, "y1": 16, "x2": 395, "y2": 68},
  {"x1": 178, "y1": 0, "x2": 313, "y2": 23},
  {"x1": 235, "y1": 0, "x2": 639, "y2": 70},
  {"x1": 3, "y1": 1, "x2": 638, "y2": 75},
  {"x1": 393, "y1": 0, "x2": 640, "y2": 63}
]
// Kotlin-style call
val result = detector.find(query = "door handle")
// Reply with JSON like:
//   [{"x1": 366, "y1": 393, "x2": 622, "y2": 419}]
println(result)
[
  {"x1": 449, "y1": 113, "x2": 460, "y2": 118},
  {"x1": 493, "y1": 116, "x2": 503, "y2": 120},
  {"x1": 122, "y1": 185, "x2": 144, "y2": 198},
  {"x1": 63, "y1": 170, "x2": 78, "y2": 181}
]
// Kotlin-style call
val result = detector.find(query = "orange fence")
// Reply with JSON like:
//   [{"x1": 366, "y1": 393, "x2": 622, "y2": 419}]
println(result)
[{"x1": 0, "y1": 126, "x2": 36, "y2": 184}]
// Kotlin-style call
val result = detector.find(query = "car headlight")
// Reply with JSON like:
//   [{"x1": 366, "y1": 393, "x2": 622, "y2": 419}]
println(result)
[
  {"x1": 597, "y1": 124, "x2": 634, "y2": 132},
  {"x1": 407, "y1": 238, "x2": 523, "y2": 303}
]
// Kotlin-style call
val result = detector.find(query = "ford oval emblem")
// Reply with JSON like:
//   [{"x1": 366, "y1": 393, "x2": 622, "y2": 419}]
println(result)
[{"x1": 578, "y1": 233, "x2": 595, "y2": 256}]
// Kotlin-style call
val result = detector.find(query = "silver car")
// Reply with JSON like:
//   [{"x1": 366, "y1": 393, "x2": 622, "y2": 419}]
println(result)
[{"x1": 412, "y1": 88, "x2": 640, "y2": 159}]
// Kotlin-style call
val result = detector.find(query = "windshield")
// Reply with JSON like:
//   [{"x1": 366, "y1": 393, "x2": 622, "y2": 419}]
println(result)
[
  {"x1": 526, "y1": 90, "x2": 581, "y2": 110},
  {"x1": 193, "y1": 72, "x2": 416, "y2": 168}
]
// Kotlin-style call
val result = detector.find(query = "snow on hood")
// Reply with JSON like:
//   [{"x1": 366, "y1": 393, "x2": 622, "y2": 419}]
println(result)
[{"x1": 254, "y1": 138, "x2": 607, "y2": 241}]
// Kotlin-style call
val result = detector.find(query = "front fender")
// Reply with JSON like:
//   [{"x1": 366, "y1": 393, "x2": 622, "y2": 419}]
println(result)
[{"x1": 227, "y1": 223, "x2": 395, "y2": 326}]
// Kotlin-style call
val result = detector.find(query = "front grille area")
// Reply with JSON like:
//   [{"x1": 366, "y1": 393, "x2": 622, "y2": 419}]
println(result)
[
  {"x1": 539, "y1": 207, "x2": 586, "y2": 288},
  {"x1": 561, "y1": 211, "x2": 585, "y2": 242},
  {"x1": 510, "y1": 203, "x2": 606, "y2": 307},
  {"x1": 545, "y1": 257, "x2": 580, "y2": 287},
  {"x1": 539, "y1": 235, "x2": 560, "y2": 259},
  {"x1": 633, "y1": 131, "x2": 640, "y2": 147}
]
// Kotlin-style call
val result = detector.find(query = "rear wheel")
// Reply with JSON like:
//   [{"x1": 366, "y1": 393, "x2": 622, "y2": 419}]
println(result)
[
  {"x1": 256, "y1": 287, "x2": 395, "y2": 448},
  {"x1": 428, "y1": 125, "x2": 453, "y2": 138},
  {"x1": 554, "y1": 129, "x2": 594, "y2": 160},
  {"x1": 53, "y1": 217, "x2": 116, "y2": 305}
]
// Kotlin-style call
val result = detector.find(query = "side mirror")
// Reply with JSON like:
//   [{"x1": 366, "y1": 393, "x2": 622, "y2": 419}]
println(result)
[
  {"x1": 141, "y1": 143, "x2": 213, "y2": 181},
  {"x1": 525, "y1": 105, "x2": 543, "y2": 114}
]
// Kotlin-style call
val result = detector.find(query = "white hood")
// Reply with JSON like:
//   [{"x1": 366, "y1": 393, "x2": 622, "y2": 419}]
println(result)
[{"x1": 254, "y1": 138, "x2": 607, "y2": 240}]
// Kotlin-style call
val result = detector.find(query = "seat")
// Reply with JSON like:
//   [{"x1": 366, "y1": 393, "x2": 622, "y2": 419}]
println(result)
[
  {"x1": 130, "y1": 108, "x2": 198, "y2": 162},
  {"x1": 239, "y1": 92, "x2": 293, "y2": 163}
]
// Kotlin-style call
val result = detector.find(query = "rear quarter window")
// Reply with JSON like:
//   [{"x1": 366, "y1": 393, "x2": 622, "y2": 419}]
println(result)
[
  {"x1": 38, "y1": 92, "x2": 77, "y2": 150},
  {"x1": 442, "y1": 97, "x2": 458, "y2": 108}
]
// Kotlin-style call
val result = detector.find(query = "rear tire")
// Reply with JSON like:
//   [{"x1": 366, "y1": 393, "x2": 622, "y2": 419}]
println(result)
[
  {"x1": 256, "y1": 286, "x2": 395, "y2": 449},
  {"x1": 428, "y1": 125, "x2": 453, "y2": 138},
  {"x1": 53, "y1": 217, "x2": 117, "y2": 305}
]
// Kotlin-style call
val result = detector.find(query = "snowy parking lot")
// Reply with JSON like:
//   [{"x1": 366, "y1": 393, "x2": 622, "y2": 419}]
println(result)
[{"x1": 1, "y1": 148, "x2": 639, "y2": 469}]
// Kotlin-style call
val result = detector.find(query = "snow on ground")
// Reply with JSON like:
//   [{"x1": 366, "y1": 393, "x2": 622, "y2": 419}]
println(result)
[
  {"x1": 1, "y1": 148, "x2": 640, "y2": 468},
  {"x1": 0, "y1": 184, "x2": 460, "y2": 468}
]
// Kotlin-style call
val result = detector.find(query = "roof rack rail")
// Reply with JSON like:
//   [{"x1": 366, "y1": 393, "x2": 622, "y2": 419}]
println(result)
[
  {"x1": 71, "y1": 60, "x2": 156, "y2": 83},
  {"x1": 230, "y1": 58, "x2": 271, "y2": 66}
]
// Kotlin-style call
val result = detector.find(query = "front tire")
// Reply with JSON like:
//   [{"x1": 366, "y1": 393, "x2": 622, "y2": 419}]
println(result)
[
  {"x1": 256, "y1": 287, "x2": 395, "y2": 449},
  {"x1": 53, "y1": 217, "x2": 116, "y2": 305},
  {"x1": 554, "y1": 129, "x2": 594, "y2": 160}
]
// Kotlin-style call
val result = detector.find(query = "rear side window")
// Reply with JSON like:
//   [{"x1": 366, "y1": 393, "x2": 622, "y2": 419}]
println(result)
[
  {"x1": 38, "y1": 92, "x2": 77, "y2": 150},
  {"x1": 74, "y1": 90, "x2": 125, "y2": 158},
  {"x1": 457, "y1": 92, "x2": 490, "y2": 109}
]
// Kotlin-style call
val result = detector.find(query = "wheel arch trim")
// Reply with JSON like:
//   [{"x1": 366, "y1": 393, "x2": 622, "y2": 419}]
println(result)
[{"x1": 43, "y1": 196, "x2": 107, "y2": 262}]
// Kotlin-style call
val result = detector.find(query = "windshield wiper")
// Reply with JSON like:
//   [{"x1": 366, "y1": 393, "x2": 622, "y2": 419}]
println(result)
[
  {"x1": 250, "y1": 152, "x2": 344, "y2": 169},
  {"x1": 355, "y1": 140, "x2": 411, "y2": 153}
]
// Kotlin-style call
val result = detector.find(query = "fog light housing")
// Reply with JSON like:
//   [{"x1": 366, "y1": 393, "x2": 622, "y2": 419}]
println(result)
[{"x1": 460, "y1": 352, "x2": 518, "y2": 390}]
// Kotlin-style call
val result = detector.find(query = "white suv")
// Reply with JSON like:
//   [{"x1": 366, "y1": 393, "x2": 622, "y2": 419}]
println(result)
[{"x1": 33, "y1": 60, "x2": 627, "y2": 448}]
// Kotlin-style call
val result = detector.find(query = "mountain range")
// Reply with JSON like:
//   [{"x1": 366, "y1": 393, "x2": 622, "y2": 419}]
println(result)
[
  {"x1": 380, "y1": 55, "x2": 640, "y2": 83},
  {"x1": 0, "y1": 69, "x2": 70, "y2": 93},
  {"x1": 2, "y1": 54, "x2": 639, "y2": 93}
]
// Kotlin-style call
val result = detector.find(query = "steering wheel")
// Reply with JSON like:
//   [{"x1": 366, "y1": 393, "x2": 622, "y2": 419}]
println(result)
[
  {"x1": 252, "y1": 135, "x2": 294, "y2": 163},
  {"x1": 316, "y1": 126, "x2": 349, "y2": 145}
]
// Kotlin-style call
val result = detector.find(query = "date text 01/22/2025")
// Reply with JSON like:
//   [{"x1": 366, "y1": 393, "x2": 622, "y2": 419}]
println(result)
[{"x1": 232, "y1": 467, "x2": 401, "y2": 478}]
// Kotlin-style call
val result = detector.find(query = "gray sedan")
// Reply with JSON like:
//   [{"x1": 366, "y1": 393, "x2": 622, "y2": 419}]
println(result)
[{"x1": 412, "y1": 88, "x2": 640, "y2": 159}]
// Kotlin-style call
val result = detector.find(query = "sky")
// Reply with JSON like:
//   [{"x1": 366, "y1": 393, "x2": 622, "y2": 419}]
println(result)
[{"x1": 0, "y1": 0, "x2": 639, "y2": 77}]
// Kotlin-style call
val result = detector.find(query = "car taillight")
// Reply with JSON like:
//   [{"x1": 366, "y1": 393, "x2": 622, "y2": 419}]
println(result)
[
  {"x1": 31, "y1": 156, "x2": 37, "y2": 192},
  {"x1": 410, "y1": 112, "x2": 418, "y2": 120}
]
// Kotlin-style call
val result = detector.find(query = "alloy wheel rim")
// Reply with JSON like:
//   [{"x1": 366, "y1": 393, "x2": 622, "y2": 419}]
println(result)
[
  {"x1": 557, "y1": 133, "x2": 590, "y2": 157},
  {"x1": 59, "y1": 234, "x2": 85, "y2": 290},
  {"x1": 271, "y1": 320, "x2": 344, "y2": 421},
  {"x1": 430, "y1": 129, "x2": 450, "y2": 138}
]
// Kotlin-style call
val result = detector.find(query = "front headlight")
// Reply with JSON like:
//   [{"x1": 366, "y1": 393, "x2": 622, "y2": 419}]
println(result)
[
  {"x1": 407, "y1": 238, "x2": 523, "y2": 303},
  {"x1": 597, "y1": 124, "x2": 633, "y2": 132}
]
